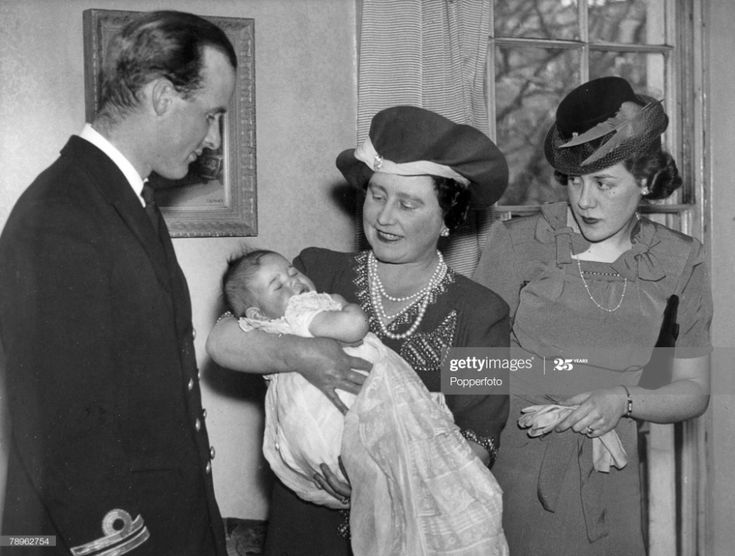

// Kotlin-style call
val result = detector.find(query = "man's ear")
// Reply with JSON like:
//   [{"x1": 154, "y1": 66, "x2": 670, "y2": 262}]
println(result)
[
  {"x1": 245, "y1": 306, "x2": 264, "y2": 320},
  {"x1": 149, "y1": 78, "x2": 176, "y2": 116}
]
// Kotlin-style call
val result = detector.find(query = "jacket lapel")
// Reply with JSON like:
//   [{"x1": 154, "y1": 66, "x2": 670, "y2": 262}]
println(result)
[
  {"x1": 62, "y1": 137, "x2": 172, "y2": 292},
  {"x1": 112, "y1": 199, "x2": 173, "y2": 292}
]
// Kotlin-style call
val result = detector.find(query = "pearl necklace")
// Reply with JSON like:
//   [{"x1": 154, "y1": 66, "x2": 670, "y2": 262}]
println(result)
[
  {"x1": 368, "y1": 251, "x2": 447, "y2": 340},
  {"x1": 576, "y1": 258, "x2": 627, "y2": 313}
]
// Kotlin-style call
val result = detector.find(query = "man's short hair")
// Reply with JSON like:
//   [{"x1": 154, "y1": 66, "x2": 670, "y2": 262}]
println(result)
[{"x1": 98, "y1": 10, "x2": 237, "y2": 120}]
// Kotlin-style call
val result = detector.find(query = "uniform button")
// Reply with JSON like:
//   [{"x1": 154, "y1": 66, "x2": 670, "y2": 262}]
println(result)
[
  {"x1": 205, "y1": 461, "x2": 212, "y2": 475},
  {"x1": 197, "y1": 369, "x2": 202, "y2": 380},
  {"x1": 192, "y1": 327, "x2": 197, "y2": 340},
  {"x1": 209, "y1": 446, "x2": 216, "y2": 460},
  {"x1": 195, "y1": 418, "x2": 202, "y2": 432},
  {"x1": 202, "y1": 408, "x2": 207, "y2": 420},
  {"x1": 188, "y1": 378, "x2": 194, "y2": 391}
]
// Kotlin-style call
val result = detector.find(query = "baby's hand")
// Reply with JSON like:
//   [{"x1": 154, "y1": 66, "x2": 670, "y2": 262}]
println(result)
[
  {"x1": 309, "y1": 296, "x2": 368, "y2": 345},
  {"x1": 330, "y1": 293, "x2": 348, "y2": 306}
]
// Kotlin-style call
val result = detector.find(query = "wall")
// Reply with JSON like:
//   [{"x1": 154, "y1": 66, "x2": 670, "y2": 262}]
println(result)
[
  {"x1": 0, "y1": 0, "x2": 358, "y2": 520},
  {"x1": 706, "y1": 1, "x2": 735, "y2": 553}
]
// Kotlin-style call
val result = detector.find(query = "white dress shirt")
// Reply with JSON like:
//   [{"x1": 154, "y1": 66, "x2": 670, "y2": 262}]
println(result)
[{"x1": 78, "y1": 123, "x2": 147, "y2": 206}]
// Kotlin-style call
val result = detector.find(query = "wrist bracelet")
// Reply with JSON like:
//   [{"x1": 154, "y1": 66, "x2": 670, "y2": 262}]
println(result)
[
  {"x1": 460, "y1": 428, "x2": 497, "y2": 467},
  {"x1": 621, "y1": 385, "x2": 633, "y2": 418}
]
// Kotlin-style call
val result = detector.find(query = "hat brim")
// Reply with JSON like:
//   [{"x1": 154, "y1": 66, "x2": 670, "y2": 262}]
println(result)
[
  {"x1": 336, "y1": 148, "x2": 374, "y2": 190},
  {"x1": 336, "y1": 149, "x2": 507, "y2": 209}
]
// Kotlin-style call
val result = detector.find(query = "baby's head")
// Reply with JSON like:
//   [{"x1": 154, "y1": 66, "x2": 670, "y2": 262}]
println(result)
[{"x1": 223, "y1": 250, "x2": 316, "y2": 320}]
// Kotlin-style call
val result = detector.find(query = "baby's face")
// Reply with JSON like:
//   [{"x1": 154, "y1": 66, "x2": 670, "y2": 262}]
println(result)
[{"x1": 249, "y1": 253, "x2": 316, "y2": 318}]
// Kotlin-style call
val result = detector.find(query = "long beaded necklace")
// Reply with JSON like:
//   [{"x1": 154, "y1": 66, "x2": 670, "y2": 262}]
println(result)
[
  {"x1": 576, "y1": 258, "x2": 627, "y2": 313},
  {"x1": 368, "y1": 251, "x2": 447, "y2": 340}
]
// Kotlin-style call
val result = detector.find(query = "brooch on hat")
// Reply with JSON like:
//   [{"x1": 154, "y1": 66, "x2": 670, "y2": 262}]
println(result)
[
  {"x1": 373, "y1": 153, "x2": 384, "y2": 170},
  {"x1": 560, "y1": 99, "x2": 665, "y2": 165}
]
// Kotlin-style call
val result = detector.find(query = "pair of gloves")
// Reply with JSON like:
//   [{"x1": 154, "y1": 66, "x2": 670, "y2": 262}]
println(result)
[
  {"x1": 518, "y1": 404, "x2": 628, "y2": 472},
  {"x1": 518, "y1": 295, "x2": 679, "y2": 472}
]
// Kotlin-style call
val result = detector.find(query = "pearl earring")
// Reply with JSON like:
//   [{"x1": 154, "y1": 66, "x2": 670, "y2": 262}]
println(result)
[{"x1": 640, "y1": 179, "x2": 650, "y2": 196}]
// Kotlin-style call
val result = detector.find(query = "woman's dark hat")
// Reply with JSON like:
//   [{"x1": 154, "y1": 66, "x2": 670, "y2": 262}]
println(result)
[
  {"x1": 336, "y1": 105, "x2": 508, "y2": 208},
  {"x1": 544, "y1": 76, "x2": 669, "y2": 175}
]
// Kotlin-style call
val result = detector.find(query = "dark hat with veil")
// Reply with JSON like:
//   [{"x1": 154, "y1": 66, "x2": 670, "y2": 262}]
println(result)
[{"x1": 544, "y1": 76, "x2": 669, "y2": 176}]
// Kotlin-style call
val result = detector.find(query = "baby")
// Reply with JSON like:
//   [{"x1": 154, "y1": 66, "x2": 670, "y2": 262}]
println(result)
[
  {"x1": 224, "y1": 249, "x2": 369, "y2": 344},
  {"x1": 222, "y1": 249, "x2": 508, "y2": 554},
  {"x1": 223, "y1": 249, "x2": 371, "y2": 508}
]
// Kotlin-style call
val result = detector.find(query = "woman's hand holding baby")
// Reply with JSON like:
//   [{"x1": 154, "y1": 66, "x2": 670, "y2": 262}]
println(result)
[
  {"x1": 313, "y1": 459, "x2": 351, "y2": 507},
  {"x1": 294, "y1": 337, "x2": 372, "y2": 413}
]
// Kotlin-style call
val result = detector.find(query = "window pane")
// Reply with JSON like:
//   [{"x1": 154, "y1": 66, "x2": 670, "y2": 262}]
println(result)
[
  {"x1": 495, "y1": 47, "x2": 579, "y2": 204},
  {"x1": 588, "y1": 0, "x2": 666, "y2": 45},
  {"x1": 589, "y1": 51, "x2": 666, "y2": 97},
  {"x1": 495, "y1": 0, "x2": 579, "y2": 41}
]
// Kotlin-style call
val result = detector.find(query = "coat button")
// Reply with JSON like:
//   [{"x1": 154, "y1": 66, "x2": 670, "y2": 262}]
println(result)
[
  {"x1": 205, "y1": 461, "x2": 212, "y2": 475},
  {"x1": 195, "y1": 418, "x2": 202, "y2": 432},
  {"x1": 192, "y1": 327, "x2": 197, "y2": 340},
  {"x1": 188, "y1": 378, "x2": 194, "y2": 391},
  {"x1": 210, "y1": 446, "x2": 216, "y2": 460},
  {"x1": 202, "y1": 408, "x2": 207, "y2": 420}
]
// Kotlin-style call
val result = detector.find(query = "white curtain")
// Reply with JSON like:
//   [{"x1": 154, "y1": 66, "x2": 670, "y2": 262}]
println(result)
[{"x1": 356, "y1": 0, "x2": 493, "y2": 276}]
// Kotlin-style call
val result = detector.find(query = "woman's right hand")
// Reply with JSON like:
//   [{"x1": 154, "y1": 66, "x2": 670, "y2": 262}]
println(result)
[
  {"x1": 293, "y1": 337, "x2": 371, "y2": 413},
  {"x1": 206, "y1": 317, "x2": 371, "y2": 413}
]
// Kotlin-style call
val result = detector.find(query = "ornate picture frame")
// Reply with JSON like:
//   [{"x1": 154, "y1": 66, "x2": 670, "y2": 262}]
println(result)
[{"x1": 83, "y1": 9, "x2": 257, "y2": 237}]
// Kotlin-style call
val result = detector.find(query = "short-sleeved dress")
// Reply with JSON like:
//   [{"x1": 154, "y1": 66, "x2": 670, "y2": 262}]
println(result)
[
  {"x1": 472, "y1": 202, "x2": 713, "y2": 555},
  {"x1": 263, "y1": 247, "x2": 510, "y2": 556}
]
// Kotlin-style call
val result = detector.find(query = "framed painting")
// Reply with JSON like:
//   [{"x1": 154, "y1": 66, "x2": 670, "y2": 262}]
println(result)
[{"x1": 83, "y1": 9, "x2": 257, "y2": 237}]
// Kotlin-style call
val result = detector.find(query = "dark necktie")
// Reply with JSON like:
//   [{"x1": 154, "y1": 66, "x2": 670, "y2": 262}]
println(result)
[{"x1": 141, "y1": 183, "x2": 163, "y2": 235}]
